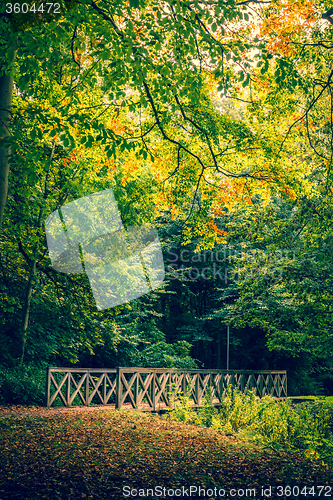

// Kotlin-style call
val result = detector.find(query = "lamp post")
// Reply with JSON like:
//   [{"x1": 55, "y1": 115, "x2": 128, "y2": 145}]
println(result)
[{"x1": 226, "y1": 325, "x2": 230, "y2": 370}]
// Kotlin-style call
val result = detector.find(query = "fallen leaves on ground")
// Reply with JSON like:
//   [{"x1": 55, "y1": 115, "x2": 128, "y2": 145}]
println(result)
[{"x1": 0, "y1": 406, "x2": 332, "y2": 500}]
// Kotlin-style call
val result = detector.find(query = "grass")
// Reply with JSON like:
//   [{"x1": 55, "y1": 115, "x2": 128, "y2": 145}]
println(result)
[{"x1": 0, "y1": 408, "x2": 332, "y2": 500}]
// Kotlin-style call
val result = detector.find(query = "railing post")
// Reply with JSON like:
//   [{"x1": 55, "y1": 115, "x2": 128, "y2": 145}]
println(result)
[
  {"x1": 152, "y1": 370, "x2": 156, "y2": 411},
  {"x1": 219, "y1": 373, "x2": 224, "y2": 401},
  {"x1": 135, "y1": 373, "x2": 139, "y2": 408},
  {"x1": 257, "y1": 373, "x2": 262, "y2": 398},
  {"x1": 168, "y1": 372, "x2": 172, "y2": 407},
  {"x1": 103, "y1": 373, "x2": 107, "y2": 405},
  {"x1": 182, "y1": 371, "x2": 186, "y2": 396},
  {"x1": 240, "y1": 374, "x2": 245, "y2": 394},
  {"x1": 85, "y1": 370, "x2": 89, "y2": 406},
  {"x1": 195, "y1": 374, "x2": 199, "y2": 405},
  {"x1": 67, "y1": 373, "x2": 71, "y2": 407},
  {"x1": 230, "y1": 372, "x2": 235, "y2": 393},
  {"x1": 46, "y1": 367, "x2": 51, "y2": 408},
  {"x1": 280, "y1": 374, "x2": 283, "y2": 397},
  {"x1": 116, "y1": 367, "x2": 122, "y2": 409},
  {"x1": 148, "y1": 372, "x2": 152, "y2": 404}
]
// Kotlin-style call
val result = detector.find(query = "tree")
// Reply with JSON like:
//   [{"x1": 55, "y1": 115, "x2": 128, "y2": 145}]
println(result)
[
  {"x1": 0, "y1": 44, "x2": 15, "y2": 230},
  {"x1": 1, "y1": 0, "x2": 326, "y2": 234}
]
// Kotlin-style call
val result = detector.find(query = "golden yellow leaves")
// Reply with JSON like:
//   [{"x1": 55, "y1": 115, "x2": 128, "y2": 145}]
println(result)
[
  {"x1": 107, "y1": 118, "x2": 125, "y2": 135},
  {"x1": 121, "y1": 154, "x2": 140, "y2": 185},
  {"x1": 211, "y1": 220, "x2": 227, "y2": 237},
  {"x1": 182, "y1": 218, "x2": 227, "y2": 251},
  {"x1": 209, "y1": 178, "x2": 254, "y2": 213},
  {"x1": 170, "y1": 206, "x2": 179, "y2": 220},
  {"x1": 259, "y1": 0, "x2": 317, "y2": 57}
]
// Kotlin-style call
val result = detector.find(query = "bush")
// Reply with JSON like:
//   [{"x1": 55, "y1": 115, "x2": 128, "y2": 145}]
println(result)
[
  {"x1": 0, "y1": 365, "x2": 46, "y2": 405},
  {"x1": 166, "y1": 386, "x2": 197, "y2": 424},
  {"x1": 167, "y1": 385, "x2": 333, "y2": 465}
]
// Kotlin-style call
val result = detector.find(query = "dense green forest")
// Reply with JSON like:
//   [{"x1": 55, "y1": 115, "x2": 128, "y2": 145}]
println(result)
[{"x1": 1, "y1": 0, "x2": 333, "y2": 403}]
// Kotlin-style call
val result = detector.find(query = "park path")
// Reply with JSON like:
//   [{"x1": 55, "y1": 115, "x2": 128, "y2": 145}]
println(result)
[{"x1": 0, "y1": 404, "x2": 124, "y2": 419}]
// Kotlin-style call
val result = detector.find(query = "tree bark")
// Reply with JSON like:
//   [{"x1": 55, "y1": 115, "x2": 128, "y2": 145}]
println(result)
[
  {"x1": 18, "y1": 202, "x2": 45, "y2": 367},
  {"x1": 19, "y1": 252, "x2": 38, "y2": 367},
  {"x1": 0, "y1": 71, "x2": 14, "y2": 232}
]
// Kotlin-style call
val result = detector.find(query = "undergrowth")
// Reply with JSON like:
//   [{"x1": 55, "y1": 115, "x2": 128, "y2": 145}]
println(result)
[
  {"x1": 0, "y1": 365, "x2": 45, "y2": 405},
  {"x1": 167, "y1": 386, "x2": 333, "y2": 466}
]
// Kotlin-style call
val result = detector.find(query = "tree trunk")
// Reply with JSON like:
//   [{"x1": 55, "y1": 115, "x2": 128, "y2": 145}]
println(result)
[
  {"x1": 18, "y1": 205, "x2": 44, "y2": 367},
  {"x1": 19, "y1": 255, "x2": 38, "y2": 367},
  {"x1": 0, "y1": 71, "x2": 14, "y2": 232}
]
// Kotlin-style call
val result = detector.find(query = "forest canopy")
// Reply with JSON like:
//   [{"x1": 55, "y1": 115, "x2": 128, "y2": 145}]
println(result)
[{"x1": 0, "y1": 0, "x2": 333, "y2": 399}]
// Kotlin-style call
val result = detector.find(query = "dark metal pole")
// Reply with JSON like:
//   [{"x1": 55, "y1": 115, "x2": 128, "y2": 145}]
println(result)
[{"x1": 226, "y1": 325, "x2": 230, "y2": 370}]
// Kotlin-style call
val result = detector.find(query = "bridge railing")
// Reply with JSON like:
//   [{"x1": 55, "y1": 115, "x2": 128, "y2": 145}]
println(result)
[
  {"x1": 46, "y1": 367, "x2": 287, "y2": 409},
  {"x1": 46, "y1": 367, "x2": 117, "y2": 408}
]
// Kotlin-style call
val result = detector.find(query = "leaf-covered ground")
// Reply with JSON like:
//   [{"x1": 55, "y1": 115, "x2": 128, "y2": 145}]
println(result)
[{"x1": 0, "y1": 406, "x2": 332, "y2": 500}]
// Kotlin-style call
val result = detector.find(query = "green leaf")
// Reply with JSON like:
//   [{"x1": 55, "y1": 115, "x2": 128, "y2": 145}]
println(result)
[
  {"x1": 86, "y1": 135, "x2": 94, "y2": 148},
  {"x1": 242, "y1": 74, "x2": 250, "y2": 87}
]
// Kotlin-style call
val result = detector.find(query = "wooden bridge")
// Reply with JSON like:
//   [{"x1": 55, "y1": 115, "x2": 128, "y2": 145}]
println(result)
[{"x1": 46, "y1": 367, "x2": 287, "y2": 410}]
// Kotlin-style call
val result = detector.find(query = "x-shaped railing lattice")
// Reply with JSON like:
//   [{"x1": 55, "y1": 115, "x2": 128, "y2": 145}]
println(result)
[{"x1": 47, "y1": 367, "x2": 287, "y2": 408}]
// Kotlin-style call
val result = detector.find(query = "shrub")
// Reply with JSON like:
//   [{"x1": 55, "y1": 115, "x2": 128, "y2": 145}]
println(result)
[
  {"x1": 0, "y1": 365, "x2": 46, "y2": 405},
  {"x1": 196, "y1": 388, "x2": 218, "y2": 427},
  {"x1": 167, "y1": 385, "x2": 333, "y2": 465},
  {"x1": 166, "y1": 385, "x2": 197, "y2": 424}
]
